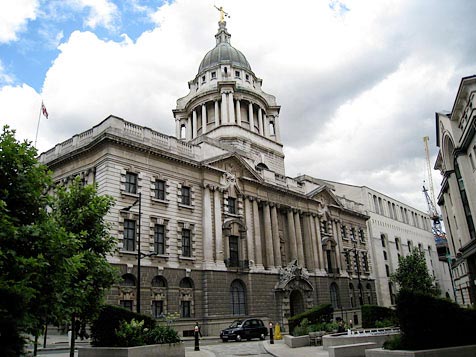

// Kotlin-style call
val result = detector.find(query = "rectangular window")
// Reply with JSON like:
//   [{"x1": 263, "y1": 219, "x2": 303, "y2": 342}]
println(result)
[
  {"x1": 358, "y1": 228, "x2": 365, "y2": 242},
  {"x1": 229, "y1": 236, "x2": 239, "y2": 266},
  {"x1": 362, "y1": 252, "x2": 369, "y2": 271},
  {"x1": 154, "y1": 224, "x2": 165, "y2": 255},
  {"x1": 152, "y1": 300, "x2": 164, "y2": 318},
  {"x1": 182, "y1": 229, "x2": 191, "y2": 257},
  {"x1": 322, "y1": 220, "x2": 328, "y2": 234},
  {"x1": 235, "y1": 70, "x2": 240, "y2": 77},
  {"x1": 350, "y1": 227, "x2": 356, "y2": 241},
  {"x1": 123, "y1": 219, "x2": 136, "y2": 251},
  {"x1": 154, "y1": 179, "x2": 166, "y2": 200},
  {"x1": 211, "y1": 71, "x2": 216, "y2": 79},
  {"x1": 181, "y1": 301, "x2": 191, "y2": 318},
  {"x1": 125, "y1": 172, "x2": 138, "y2": 194},
  {"x1": 181, "y1": 186, "x2": 191, "y2": 205},
  {"x1": 228, "y1": 197, "x2": 236, "y2": 214},
  {"x1": 245, "y1": 74, "x2": 250, "y2": 81},
  {"x1": 345, "y1": 251, "x2": 351, "y2": 271},
  {"x1": 201, "y1": 75, "x2": 205, "y2": 83},
  {"x1": 120, "y1": 300, "x2": 133, "y2": 311},
  {"x1": 341, "y1": 225, "x2": 347, "y2": 239}
]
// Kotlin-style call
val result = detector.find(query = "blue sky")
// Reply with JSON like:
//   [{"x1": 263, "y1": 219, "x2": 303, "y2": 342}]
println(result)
[{"x1": 1, "y1": 0, "x2": 476, "y2": 211}]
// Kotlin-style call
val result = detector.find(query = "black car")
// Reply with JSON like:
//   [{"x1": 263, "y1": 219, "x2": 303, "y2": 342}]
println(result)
[{"x1": 220, "y1": 318, "x2": 268, "y2": 342}]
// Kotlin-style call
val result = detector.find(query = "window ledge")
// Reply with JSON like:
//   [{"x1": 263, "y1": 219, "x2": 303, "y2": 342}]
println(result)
[
  {"x1": 119, "y1": 250, "x2": 137, "y2": 256},
  {"x1": 152, "y1": 198, "x2": 169, "y2": 205},
  {"x1": 179, "y1": 203, "x2": 194, "y2": 210},
  {"x1": 179, "y1": 256, "x2": 196, "y2": 261},
  {"x1": 121, "y1": 191, "x2": 139, "y2": 198},
  {"x1": 225, "y1": 212, "x2": 241, "y2": 218}
]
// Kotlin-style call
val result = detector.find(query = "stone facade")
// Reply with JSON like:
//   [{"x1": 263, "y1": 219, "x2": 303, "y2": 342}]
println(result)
[
  {"x1": 317, "y1": 180, "x2": 453, "y2": 306},
  {"x1": 435, "y1": 75, "x2": 476, "y2": 306},
  {"x1": 39, "y1": 21, "x2": 375, "y2": 335}
]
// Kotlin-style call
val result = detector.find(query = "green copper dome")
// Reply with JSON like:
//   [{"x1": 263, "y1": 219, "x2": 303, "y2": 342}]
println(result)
[{"x1": 198, "y1": 21, "x2": 251, "y2": 74}]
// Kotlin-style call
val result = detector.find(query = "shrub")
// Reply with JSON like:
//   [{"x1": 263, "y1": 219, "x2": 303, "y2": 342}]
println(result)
[
  {"x1": 310, "y1": 321, "x2": 339, "y2": 332},
  {"x1": 90, "y1": 305, "x2": 155, "y2": 347},
  {"x1": 383, "y1": 335, "x2": 402, "y2": 350},
  {"x1": 361, "y1": 304, "x2": 397, "y2": 328},
  {"x1": 397, "y1": 290, "x2": 476, "y2": 350},
  {"x1": 146, "y1": 325, "x2": 181, "y2": 345},
  {"x1": 292, "y1": 318, "x2": 309, "y2": 336},
  {"x1": 288, "y1": 304, "x2": 333, "y2": 333},
  {"x1": 115, "y1": 319, "x2": 147, "y2": 347}
]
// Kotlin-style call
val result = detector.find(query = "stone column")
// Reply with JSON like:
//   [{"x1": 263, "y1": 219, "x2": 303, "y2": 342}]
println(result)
[
  {"x1": 263, "y1": 114, "x2": 269, "y2": 137},
  {"x1": 236, "y1": 99, "x2": 242, "y2": 126},
  {"x1": 175, "y1": 119, "x2": 180, "y2": 138},
  {"x1": 309, "y1": 215, "x2": 320, "y2": 271},
  {"x1": 228, "y1": 92, "x2": 235, "y2": 124},
  {"x1": 252, "y1": 199, "x2": 263, "y2": 267},
  {"x1": 258, "y1": 108, "x2": 264, "y2": 135},
  {"x1": 201, "y1": 104, "x2": 207, "y2": 134},
  {"x1": 294, "y1": 211, "x2": 305, "y2": 266},
  {"x1": 274, "y1": 115, "x2": 281, "y2": 142},
  {"x1": 332, "y1": 220, "x2": 342, "y2": 271},
  {"x1": 315, "y1": 216, "x2": 325, "y2": 270},
  {"x1": 271, "y1": 205, "x2": 282, "y2": 267},
  {"x1": 214, "y1": 189, "x2": 224, "y2": 265},
  {"x1": 302, "y1": 214, "x2": 314, "y2": 270},
  {"x1": 192, "y1": 109, "x2": 198, "y2": 138},
  {"x1": 263, "y1": 203, "x2": 275, "y2": 268},
  {"x1": 187, "y1": 116, "x2": 192, "y2": 140},
  {"x1": 245, "y1": 197, "x2": 255, "y2": 264},
  {"x1": 221, "y1": 92, "x2": 228, "y2": 124},
  {"x1": 287, "y1": 209, "x2": 298, "y2": 260},
  {"x1": 202, "y1": 186, "x2": 213, "y2": 264},
  {"x1": 214, "y1": 100, "x2": 219, "y2": 127},
  {"x1": 248, "y1": 103, "x2": 254, "y2": 131}
]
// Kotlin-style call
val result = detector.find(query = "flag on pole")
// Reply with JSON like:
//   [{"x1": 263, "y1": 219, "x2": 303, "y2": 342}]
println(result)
[{"x1": 41, "y1": 102, "x2": 48, "y2": 119}]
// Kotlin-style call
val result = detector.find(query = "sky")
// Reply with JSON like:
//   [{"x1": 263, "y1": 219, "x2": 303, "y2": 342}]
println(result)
[{"x1": 1, "y1": 0, "x2": 475, "y2": 212}]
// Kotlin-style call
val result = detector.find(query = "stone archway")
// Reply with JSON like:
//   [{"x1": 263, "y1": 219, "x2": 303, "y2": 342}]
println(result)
[{"x1": 290, "y1": 290, "x2": 305, "y2": 317}]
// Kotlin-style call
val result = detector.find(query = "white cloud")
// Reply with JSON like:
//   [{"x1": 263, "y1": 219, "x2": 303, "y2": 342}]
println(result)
[
  {"x1": 0, "y1": 0, "x2": 38, "y2": 43},
  {"x1": 1, "y1": 0, "x2": 476, "y2": 211},
  {"x1": 68, "y1": 0, "x2": 119, "y2": 30}
]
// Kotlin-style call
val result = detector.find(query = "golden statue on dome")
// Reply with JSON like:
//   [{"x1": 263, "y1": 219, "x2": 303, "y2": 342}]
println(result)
[{"x1": 214, "y1": 5, "x2": 230, "y2": 23}]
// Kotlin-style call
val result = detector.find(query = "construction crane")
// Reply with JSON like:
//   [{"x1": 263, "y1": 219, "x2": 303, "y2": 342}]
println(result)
[{"x1": 422, "y1": 136, "x2": 449, "y2": 261}]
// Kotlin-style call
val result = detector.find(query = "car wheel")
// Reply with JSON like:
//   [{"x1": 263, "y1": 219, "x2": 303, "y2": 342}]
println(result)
[
  {"x1": 260, "y1": 333, "x2": 265, "y2": 340},
  {"x1": 236, "y1": 334, "x2": 242, "y2": 342}
]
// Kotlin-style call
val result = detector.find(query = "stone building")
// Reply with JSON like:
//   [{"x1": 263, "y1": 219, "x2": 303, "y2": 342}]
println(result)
[
  {"x1": 317, "y1": 181, "x2": 453, "y2": 306},
  {"x1": 435, "y1": 75, "x2": 476, "y2": 306},
  {"x1": 39, "y1": 21, "x2": 375, "y2": 335}
]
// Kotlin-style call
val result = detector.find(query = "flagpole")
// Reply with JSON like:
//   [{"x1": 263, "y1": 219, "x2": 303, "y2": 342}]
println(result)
[{"x1": 34, "y1": 101, "x2": 43, "y2": 148}]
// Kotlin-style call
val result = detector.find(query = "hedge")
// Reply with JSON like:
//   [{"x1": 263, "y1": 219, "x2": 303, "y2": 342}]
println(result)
[
  {"x1": 90, "y1": 305, "x2": 156, "y2": 347},
  {"x1": 361, "y1": 304, "x2": 397, "y2": 328},
  {"x1": 288, "y1": 304, "x2": 333, "y2": 333},
  {"x1": 397, "y1": 290, "x2": 476, "y2": 350}
]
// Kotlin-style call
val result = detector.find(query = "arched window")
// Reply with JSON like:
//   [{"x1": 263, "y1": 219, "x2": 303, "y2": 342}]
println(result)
[
  {"x1": 230, "y1": 280, "x2": 247, "y2": 315},
  {"x1": 330, "y1": 283, "x2": 340, "y2": 308},
  {"x1": 179, "y1": 277, "x2": 193, "y2": 289},
  {"x1": 180, "y1": 124, "x2": 186, "y2": 139},
  {"x1": 151, "y1": 276, "x2": 167, "y2": 288},
  {"x1": 121, "y1": 274, "x2": 136, "y2": 286}
]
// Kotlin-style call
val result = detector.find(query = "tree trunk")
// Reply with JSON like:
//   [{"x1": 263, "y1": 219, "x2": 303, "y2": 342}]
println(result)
[
  {"x1": 70, "y1": 315, "x2": 75, "y2": 357},
  {"x1": 33, "y1": 333, "x2": 38, "y2": 356}
]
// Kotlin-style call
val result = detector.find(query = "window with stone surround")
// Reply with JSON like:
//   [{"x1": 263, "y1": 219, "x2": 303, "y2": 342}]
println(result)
[
  {"x1": 229, "y1": 235, "x2": 239, "y2": 267},
  {"x1": 125, "y1": 172, "x2": 138, "y2": 194},
  {"x1": 177, "y1": 222, "x2": 195, "y2": 259},
  {"x1": 179, "y1": 278, "x2": 194, "y2": 318},
  {"x1": 341, "y1": 225, "x2": 348, "y2": 240},
  {"x1": 182, "y1": 229, "x2": 191, "y2": 257},
  {"x1": 152, "y1": 300, "x2": 164, "y2": 318},
  {"x1": 330, "y1": 283, "x2": 340, "y2": 308},
  {"x1": 358, "y1": 228, "x2": 365, "y2": 242},
  {"x1": 120, "y1": 300, "x2": 133, "y2": 311},
  {"x1": 123, "y1": 219, "x2": 136, "y2": 251},
  {"x1": 178, "y1": 183, "x2": 194, "y2": 208},
  {"x1": 350, "y1": 227, "x2": 356, "y2": 241},
  {"x1": 227, "y1": 197, "x2": 237, "y2": 214},
  {"x1": 154, "y1": 179, "x2": 166, "y2": 200},
  {"x1": 154, "y1": 224, "x2": 165, "y2": 255}
]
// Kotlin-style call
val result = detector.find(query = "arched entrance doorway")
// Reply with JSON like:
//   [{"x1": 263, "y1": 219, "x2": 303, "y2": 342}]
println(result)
[{"x1": 290, "y1": 290, "x2": 304, "y2": 317}]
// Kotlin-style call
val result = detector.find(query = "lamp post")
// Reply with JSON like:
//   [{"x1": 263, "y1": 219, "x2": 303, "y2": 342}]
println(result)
[{"x1": 124, "y1": 193, "x2": 142, "y2": 314}]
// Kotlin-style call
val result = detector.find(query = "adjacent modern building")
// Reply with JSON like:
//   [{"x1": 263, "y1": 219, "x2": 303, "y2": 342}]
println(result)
[
  {"x1": 317, "y1": 181, "x2": 454, "y2": 306},
  {"x1": 435, "y1": 75, "x2": 476, "y2": 306},
  {"x1": 39, "y1": 20, "x2": 376, "y2": 335}
]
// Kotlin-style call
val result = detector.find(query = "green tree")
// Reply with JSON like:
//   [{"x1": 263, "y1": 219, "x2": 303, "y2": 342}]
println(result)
[
  {"x1": 52, "y1": 177, "x2": 117, "y2": 357},
  {"x1": 0, "y1": 126, "x2": 65, "y2": 356},
  {"x1": 391, "y1": 249, "x2": 440, "y2": 297}
]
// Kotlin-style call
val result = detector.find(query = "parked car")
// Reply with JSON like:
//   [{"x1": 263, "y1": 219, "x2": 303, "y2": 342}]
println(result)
[{"x1": 220, "y1": 318, "x2": 268, "y2": 342}]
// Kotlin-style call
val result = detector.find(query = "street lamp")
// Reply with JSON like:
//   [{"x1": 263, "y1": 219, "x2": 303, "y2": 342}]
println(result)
[{"x1": 123, "y1": 193, "x2": 143, "y2": 314}]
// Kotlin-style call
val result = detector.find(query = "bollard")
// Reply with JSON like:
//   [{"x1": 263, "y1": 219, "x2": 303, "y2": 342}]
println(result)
[
  {"x1": 269, "y1": 322, "x2": 274, "y2": 344},
  {"x1": 194, "y1": 322, "x2": 201, "y2": 351}
]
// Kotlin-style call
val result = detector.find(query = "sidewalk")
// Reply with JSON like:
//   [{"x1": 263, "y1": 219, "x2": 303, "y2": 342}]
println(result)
[{"x1": 263, "y1": 339, "x2": 330, "y2": 357}]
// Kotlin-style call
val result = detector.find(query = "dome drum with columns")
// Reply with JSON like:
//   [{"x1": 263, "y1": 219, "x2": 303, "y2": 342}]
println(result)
[{"x1": 173, "y1": 21, "x2": 284, "y2": 175}]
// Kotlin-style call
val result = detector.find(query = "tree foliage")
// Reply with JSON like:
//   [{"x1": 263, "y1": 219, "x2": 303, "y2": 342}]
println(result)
[
  {"x1": 391, "y1": 249, "x2": 440, "y2": 297},
  {"x1": 0, "y1": 126, "x2": 117, "y2": 356}
]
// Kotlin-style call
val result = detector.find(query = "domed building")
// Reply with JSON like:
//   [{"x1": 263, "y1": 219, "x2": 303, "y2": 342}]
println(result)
[{"x1": 39, "y1": 19, "x2": 375, "y2": 335}]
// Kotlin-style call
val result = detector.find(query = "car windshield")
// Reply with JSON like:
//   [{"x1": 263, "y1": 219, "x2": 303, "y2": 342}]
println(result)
[{"x1": 229, "y1": 320, "x2": 242, "y2": 328}]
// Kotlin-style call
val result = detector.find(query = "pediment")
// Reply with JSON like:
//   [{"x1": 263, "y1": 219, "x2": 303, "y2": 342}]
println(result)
[
  {"x1": 202, "y1": 153, "x2": 262, "y2": 182},
  {"x1": 308, "y1": 185, "x2": 343, "y2": 208}
]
